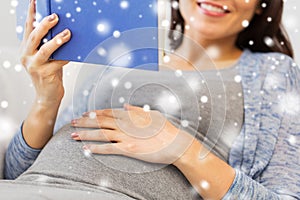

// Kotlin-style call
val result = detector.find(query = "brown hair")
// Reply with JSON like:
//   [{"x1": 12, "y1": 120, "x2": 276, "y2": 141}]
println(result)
[{"x1": 169, "y1": 0, "x2": 294, "y2": 58}]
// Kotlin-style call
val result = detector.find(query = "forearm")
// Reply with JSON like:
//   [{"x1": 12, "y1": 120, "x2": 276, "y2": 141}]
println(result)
[
  {"x1": 173, "y1": 140, "x2": 235, "y2": 200},
  {"x1": 173, "y1": 140, "x2": 286, "y2": 200},
  {"x1": 23, "y1": 98, "x2": 61, "y2": 149}
]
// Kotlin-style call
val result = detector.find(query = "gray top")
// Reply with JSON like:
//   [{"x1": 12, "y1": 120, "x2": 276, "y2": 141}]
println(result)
[{"x1": 11, "y1": 66, "x2": 243, "y2": 200}]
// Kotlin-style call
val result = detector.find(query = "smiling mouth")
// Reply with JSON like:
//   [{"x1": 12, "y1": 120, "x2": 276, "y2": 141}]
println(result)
[{"x1": 197, "y1": 2, "x2": 230, "y2": 14}]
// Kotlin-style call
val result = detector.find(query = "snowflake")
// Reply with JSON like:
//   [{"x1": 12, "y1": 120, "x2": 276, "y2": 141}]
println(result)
[
  {"x1": 10, "y1": 0, "x2": 18, "y2": 7},
  {"x1": 200, "y1": 180, "x2": 210, "y2": 190},
  {"x1": 82, "y1": 90, "x2": 89, "y2": 96},
  {"x1": 163, "y1": 55, "x2": 170, "y2": 63},
  {"x1": 143, "y1": 104, "x2": 151, "y2": 112},
  {"x1": 181, "y1": 120, "x2": 189, "y2": 127},
  {"x1": 175, "y1": 70, "x2": 183, "y2": 77},
  {"x1": 234, "y1": 75, "x2": 242, "y2": 83},
  {"x1": 119, "y1": 97, "x2": 125, "y2": 104},
  {"x1": 200, "y1": 96, "x2": 208, "y2": 103},
  {"x1": 113, "y1": 30, "x2": 121, "y2": 38},
  {"x1": 99, "y1": 178, "x2": 110, "y2": 188},
  {"x1": 97, "y1": 47, "x2": 107, "y2": 57},
  {"x1": 288, "y1": 135, "x2": 297, "y2": 146},
  {"x1": 83, "y1": 149, "x2": 92, "y2": 158},
  {"x1": 89, "y1": 112, "x2": 97, "y2": 119},
  {"x1": 111, "y1": 78, "x2": 119, "y2": 87},
  {"x1": 65, "y1": 12, "x2": 71, "y2": 18},
  {"x1": 120, "y1": 1, "x2": 129, "y2": 9},
  {"x1": 1, "y1": 101, "x2": 9, "y2": 109},
  {"x1": 124, "y1": 81, "x2": 132, "y2": 89},
  {"x1": 97, "y1": 22, "x2": 110, "y2": 35},
  {"x1": 206, "y1": 45, "x2": 220, "y2": 60},
  {"x1": 76, "y1": 7, "x2": 81, "y2": 12},
  {"x1": 16, "y1": 26, "x2": 23, "y2": 34},
  {"x1": 264, "y1": 36, "x2": 275, "y2": 47},
  {"x1": 14, "y1": 64, "x2": 22, "y2": 72},
  {"x1": 242, "y1": 20, "x2": 249, "y2": 28},
  {"x1": 2, "y1": 60, "x2": 11, "y2": 69}
]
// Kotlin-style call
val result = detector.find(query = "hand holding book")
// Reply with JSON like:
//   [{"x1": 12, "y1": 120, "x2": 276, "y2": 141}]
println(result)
[{"x1": 18, "y1": 1, "x2": 72, "y2": 149}]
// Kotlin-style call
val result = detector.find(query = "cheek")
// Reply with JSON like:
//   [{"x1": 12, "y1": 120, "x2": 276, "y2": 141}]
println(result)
[
  {"x1": 178, "y1": 0, "x2": 194, "y2": 20},
  {"x1": 234, "y1": 3, "x2": 258, "y2": 30},
  {"x1": 237, "y1": 11, "x2": 257, "y2": 29},
  {"x1": 221, "y1": 11, "x2": 256, "y2": 37},
  {"x1": 238, "y1": 0, "x2": 258, "y2": 21}
]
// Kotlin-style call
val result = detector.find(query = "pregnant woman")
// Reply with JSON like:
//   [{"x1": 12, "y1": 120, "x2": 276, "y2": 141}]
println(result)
[{"x1": 3, "y1": 0, "x2": 300, "y2": 199}]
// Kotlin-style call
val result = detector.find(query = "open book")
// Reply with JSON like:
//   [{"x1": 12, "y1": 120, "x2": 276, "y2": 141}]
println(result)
[{"x1": 16, "y1": 0, "x2": 162, "y2": 70}]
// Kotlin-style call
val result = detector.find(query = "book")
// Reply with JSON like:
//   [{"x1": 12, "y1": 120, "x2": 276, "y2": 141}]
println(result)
[{"x1": 16, "y1": 0, "x2": 160, "y2": 70}]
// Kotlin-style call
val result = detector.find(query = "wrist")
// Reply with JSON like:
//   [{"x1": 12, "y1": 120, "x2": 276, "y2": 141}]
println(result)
[
  {"x1": 173, "y1": 139, "x2": 235, "y2": 199},
  {"x1": 173, "y1": 139, "x2": 202, "y2": 169},
  {"x1": 23, "y1": 98, "x2": 62, "y2": 149},
  {"x1": 35, "y1": 87, "x2": 65, "y2": 106},
  {"x1": 34, "y1": 96, "x2": 62, "y2": 109}
]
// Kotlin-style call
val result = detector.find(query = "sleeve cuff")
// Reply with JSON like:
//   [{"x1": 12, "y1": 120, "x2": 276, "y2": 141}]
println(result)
[
  {"x1": 18, "y1": 122, "x2": 42, "y2": 152},
  {"x1": 222, "y1": 168, "x2": 241, "y2": 200},
  {"x1": 4, "y1": 123, "x2": 42, "y2": 179},
  {"x1": 222, "y1": 169, "x2": 280, "y2": 200}
]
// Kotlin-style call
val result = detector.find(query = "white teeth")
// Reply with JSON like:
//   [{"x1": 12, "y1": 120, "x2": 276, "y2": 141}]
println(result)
[{"x1": 201, "y1": 3, "x2": 226, "y2": 13}]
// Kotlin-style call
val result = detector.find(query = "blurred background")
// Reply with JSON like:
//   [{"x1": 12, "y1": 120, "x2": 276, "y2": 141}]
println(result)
[{"x1": 0, "y1": 0, "x2": 300, "y2": 154}]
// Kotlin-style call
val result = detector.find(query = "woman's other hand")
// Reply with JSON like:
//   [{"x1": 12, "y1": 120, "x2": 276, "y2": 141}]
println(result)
[
  {"x1": 71, "y1": 104, "x2": 197, "y2": 164},
  {"x1": 20, "y1": 0, "x2": 71, "y2": 106},
  {"x1": 71, "y1": 105, "x2": 235, "y2": 199}
]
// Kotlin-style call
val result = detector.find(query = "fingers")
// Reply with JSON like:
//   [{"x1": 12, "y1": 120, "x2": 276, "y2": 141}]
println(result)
[
  {"x1": 79, "y1": 107, "x2": 158, "y2": 133},
  {"x1": 33, "y1": 29, "x2": 71, "y2": 65},
  {"x1": 83, "y1": 109, "x2": 125, "y2": 119},
  {"x1": 23, "y1": 0, "x2": 36, "y2": 41},
  {"x1": 26, "y1": 13, "x2": 60, "y2": 55},
  {"x1": 83, "y1": 143, "x2": 122, "y2": 155},
  {"x1": 20, "y1": 13, "x2": 70, "y2": 69},
  {"x1": 71, "y1": 129, "x2": 121, "y2": 142},
  {"x1": 71, "y1": 116, "x2": 119, "y2": 129},
  {"x1": 83, "y1": 105, "x2": 146, "y2": 119}
]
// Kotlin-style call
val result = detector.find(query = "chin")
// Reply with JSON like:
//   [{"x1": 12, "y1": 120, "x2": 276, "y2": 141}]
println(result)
[{"x1": 186, "y1": 25, "x2": 220, "y2": 40}]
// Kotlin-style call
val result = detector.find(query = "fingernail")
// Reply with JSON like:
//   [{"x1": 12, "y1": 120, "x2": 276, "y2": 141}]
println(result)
[
  {"x1": 48, "y1": 14, "x2": 56, "y2": 22},
  {"x1": 71, "y1": 132, "x2": 78, "y2": 137},
  {"x1": 61, "y1": 29, "x2": 69, "y2": 37}
]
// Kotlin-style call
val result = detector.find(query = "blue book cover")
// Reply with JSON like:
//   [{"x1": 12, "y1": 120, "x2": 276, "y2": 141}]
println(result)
[{"x1": 16, "y1": 0, "x2": 159, "y2": 70}]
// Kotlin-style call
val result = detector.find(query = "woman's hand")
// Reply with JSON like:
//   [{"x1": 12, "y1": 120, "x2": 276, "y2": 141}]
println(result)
[
  {"x1": 71, "y1": 104, "x2": 196, "y2": 164},
  {"x1": 20, "y1": 0, "x2": 71, "y2": 105},
  {"x1": 20, "y1": 0, "x2": 72, "y2": 149},
  {"x1": 71, "y1": 105, "x2": 236, "y2": 199}
]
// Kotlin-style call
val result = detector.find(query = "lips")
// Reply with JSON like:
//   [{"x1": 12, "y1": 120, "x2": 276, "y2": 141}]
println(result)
[{"x1": 197, "y1": 1, "x2": 230, "y2": 16}]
